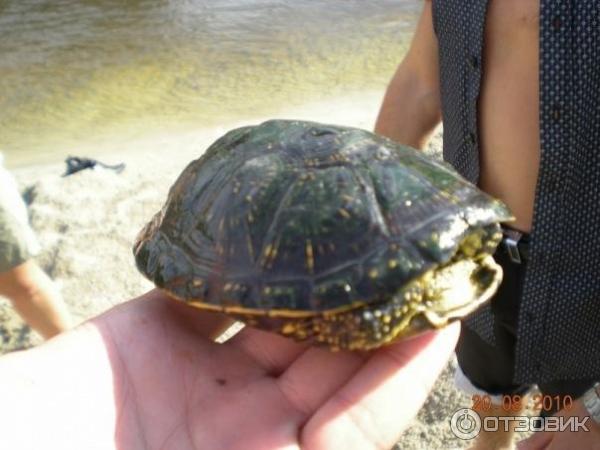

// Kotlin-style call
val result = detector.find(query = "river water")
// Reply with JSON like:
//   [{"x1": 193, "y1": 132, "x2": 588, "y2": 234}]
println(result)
[{"x1": 0, "y1": 0, "x2": 420, "y2": 168}]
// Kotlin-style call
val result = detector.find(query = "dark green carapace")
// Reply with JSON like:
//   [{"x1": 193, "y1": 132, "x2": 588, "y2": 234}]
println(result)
[{"x1": 134, "y1": 120, "x2": 512, "y2": 350}]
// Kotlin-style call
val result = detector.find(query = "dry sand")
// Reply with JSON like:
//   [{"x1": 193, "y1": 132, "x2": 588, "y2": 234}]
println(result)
[{"x1": 2, "y1": 91, "x2": 473, "y2": 449}]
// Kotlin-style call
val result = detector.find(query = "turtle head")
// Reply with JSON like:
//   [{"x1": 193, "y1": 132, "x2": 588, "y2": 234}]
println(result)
[{"x1": 406, "y1": 255, "x2": 502, "y2": 330}]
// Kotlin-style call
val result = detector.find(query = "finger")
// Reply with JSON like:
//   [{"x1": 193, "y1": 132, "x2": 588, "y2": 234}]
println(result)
[
  {"x1": 303, "y1": 323, "x2": 460, "y2": 450},
  {"x1": 275, "y1": 346, "x2": 368, "y2": 415},
  {"x1": 516, "y1": 431, "x2": 553, "y2": 450},
  {"x1": 134, "y1": 289, "x2": 238, "y2": 341},
  {"x1": 133, "y1": 289, "x2": 311, "y2": 373},
  {"x1": 226, "y1": 325, "x2": 310, "y2": 375},
  {"x1": 165, "y1": 299, "x2": 238, "y2": 341}
]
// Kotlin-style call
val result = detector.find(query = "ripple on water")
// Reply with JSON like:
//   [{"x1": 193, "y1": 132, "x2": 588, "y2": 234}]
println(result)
[{"x1": 0, "y1": 0, "x2": 420, "y2": 167}]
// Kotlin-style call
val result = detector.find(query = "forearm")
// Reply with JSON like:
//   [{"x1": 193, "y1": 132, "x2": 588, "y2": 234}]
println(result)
[
  {"x1": 374, "y1": 63, "x2": 442, "y2": 149},
  {"x1": 0, "y1": 323, "x2": 117, "y2": 449},
  {"x1": 374, "y1": 0, "x2": 441, "y2": 149}
]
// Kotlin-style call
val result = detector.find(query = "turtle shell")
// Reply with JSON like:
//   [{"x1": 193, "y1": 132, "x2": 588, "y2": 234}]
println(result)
[{"x1": 134, "y1": 120, "x2": 512, "y2": 318}]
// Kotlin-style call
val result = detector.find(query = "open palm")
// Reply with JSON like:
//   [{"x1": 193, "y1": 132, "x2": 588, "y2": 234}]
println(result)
[{"x1": 91, "y1": 289, "x2": 458, "y2": 450}]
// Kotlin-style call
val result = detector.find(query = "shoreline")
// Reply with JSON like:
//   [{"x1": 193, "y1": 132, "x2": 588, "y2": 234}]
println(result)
[{"x1": 7, "y1": 89, "x2": 386, "y2": 173}]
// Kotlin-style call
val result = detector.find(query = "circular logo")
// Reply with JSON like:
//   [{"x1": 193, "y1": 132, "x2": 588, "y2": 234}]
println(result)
[{"x1": 450, "y1": 408, "x2": 481, "y2": 440}]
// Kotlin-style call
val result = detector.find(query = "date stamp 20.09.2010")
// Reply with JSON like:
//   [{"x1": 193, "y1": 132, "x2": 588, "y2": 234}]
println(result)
[
  {"x1": 471, "y1": 393, "x2": 574, "y2": 414},
  {"x1": 449, "y1": 394, "x2": 589, "y2": 440}
]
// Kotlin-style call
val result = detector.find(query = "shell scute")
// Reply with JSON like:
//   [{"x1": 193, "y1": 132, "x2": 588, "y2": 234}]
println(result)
[{"x1": 134, "y1": 120, "x2": 513, "y2": 319}]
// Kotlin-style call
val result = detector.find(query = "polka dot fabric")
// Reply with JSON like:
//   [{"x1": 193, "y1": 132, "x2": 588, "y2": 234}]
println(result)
[
  {"x1": 431, "y1": 0, "x2": 488, "y2": 183},
  {"x1": 432, "y1": 0, "x2": 600, "y2": 384}
]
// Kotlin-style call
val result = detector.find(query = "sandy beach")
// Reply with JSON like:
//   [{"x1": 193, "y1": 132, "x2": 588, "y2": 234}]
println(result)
[{"x1": 2, "y1": 91, "x2": 474, "y2": 449}]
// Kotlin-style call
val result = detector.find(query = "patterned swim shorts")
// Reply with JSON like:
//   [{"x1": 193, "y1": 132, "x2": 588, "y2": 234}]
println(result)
[{"x1": 0, "y1": 163, "x2": 40, "y2": 273}]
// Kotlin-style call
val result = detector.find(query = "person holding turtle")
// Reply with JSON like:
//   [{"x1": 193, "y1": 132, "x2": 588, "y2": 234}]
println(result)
[
  {"x1": 0, "y1": 159, "x2": 71, "y2": 339},
  {"x1": 0, "y1": 120, "x2": 484, "y2": 449},
  {"x1": 375, "y1": 1, "x2": 600, "y2": 448},
  {"x1": 0, "y1": 288, "x2": 460, "y2": 449},
  {"x1": 1, "y1": 2, "x2": 598, "y2": 449}
]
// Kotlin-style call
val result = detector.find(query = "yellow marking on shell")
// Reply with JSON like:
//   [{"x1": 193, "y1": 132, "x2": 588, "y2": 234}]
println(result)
[
  {"x1": 305, "y1": 239, "x2": 315, "y2": 274},
  {"x1": 246, "y1": 235, "x2": 255, "y2": 260},
  {"x1": 388, "y1": 259, "x2": 398, "y2": 269},
  {"x1": 342, "y1": 194, "x2": 354, "y2": 203},
  {"x1": 263, "y1": 244, "x2": 273, "y2": 259},
  {"x1": 192, "y1": 279, "x2": 204, "y2": 287},
  {"x1": 268, "y1": 250, "x2": 278, "y2": 269},
  {"x1": 281, "y1": 322, "x2": 296, "y2": 335},
  {"x1": 247, "y1": 212, "x2": 254, "y2": 223},
  {"x1": 159, "y1": 251, "x2": 502, "y2": 351},
  {"x1": 460, "y1": 231, "x2": 484, "y2": 257},
  {"x1": 338, "y1": 208, "x2": 351, "y2": 219},
  {"x1": 260, "y1": 239, "x2": 279, "y2": 269},
  {"x1": 368, "y1": 268, "x2": 379, "y2": 279},
  {"x1": 296, "y1": 330, "x2": 307, "y2": 340}
]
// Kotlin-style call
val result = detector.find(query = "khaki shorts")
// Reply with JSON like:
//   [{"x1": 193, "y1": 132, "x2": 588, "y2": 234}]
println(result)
[{"x1": 0, "y1": 165, "x2": 40, "y2": 273}]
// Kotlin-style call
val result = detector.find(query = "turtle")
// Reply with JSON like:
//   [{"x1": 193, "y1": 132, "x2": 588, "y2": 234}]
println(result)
[{"x1": 133, "y1": 120, "x2": 513, "y2": 351}]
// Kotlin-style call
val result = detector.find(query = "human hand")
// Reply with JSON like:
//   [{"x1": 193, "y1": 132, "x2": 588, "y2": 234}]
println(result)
[
  {"x1": 517, "y1": 398, "x2": 600, "y2": 450},
  {"x1": 97, "y1": 289, "x2": 459, "y2": 449},
  {"x1": 0, "y1": 288, "x2": 459, "y2": 450}
]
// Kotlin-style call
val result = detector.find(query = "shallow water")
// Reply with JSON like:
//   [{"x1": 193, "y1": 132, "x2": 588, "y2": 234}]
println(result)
[{"x1": 0, "y1": 0, "x2": 420, "y2": 168}]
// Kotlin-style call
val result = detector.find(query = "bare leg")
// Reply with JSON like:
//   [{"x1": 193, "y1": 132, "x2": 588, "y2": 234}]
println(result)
[
  {"x1": 468, "y1": 398, "x2": 529, "y2": 450},
  {"x1": 0, "y1": 260, "x2": 71, "y2": 339}
]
